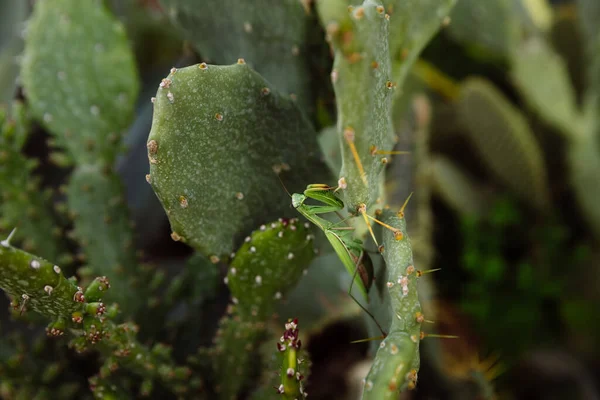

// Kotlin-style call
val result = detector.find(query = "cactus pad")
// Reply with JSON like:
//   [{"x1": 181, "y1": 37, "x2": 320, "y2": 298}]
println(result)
[
  {"x1": 66, "y1": 164, "x2": 141, "y2": 315},
  {"x1": 0, "y1": 238, "x2": 81, "y2": 318},
  {"x1": 146, "y1": 62, "x2": 325, "y2": 258},
  {"x1": 227, "y1": 218, "x2": 315, "y2": 320},
  {"x1": 21, "y1": 0, "x2": 139, "y2": 165},
  {"x1": 457, "y1": 78, "x2": 550, "y2": 211},
  {"x1": 159, "y1": 0, "x2": 315, "y2": 113},
  {"x1": 362, "y1": 209, "x2": 422, "y2": 398}
]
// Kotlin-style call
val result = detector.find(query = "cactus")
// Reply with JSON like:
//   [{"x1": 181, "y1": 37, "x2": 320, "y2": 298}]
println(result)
[
  {"x1": 318, "y1": 0, "x2": 396, "y2": 211},
  {"x1": 511, "y1": 37, "x2": 583, "y2": 138},
  {"x1": 0, "y1": 103, "x2": 68, "y2": 262},
  {"x1": 362, "y1": 209, "x2": 422, "y2": 398},
  {"x1": 227, "y1": 218, "x2": 315, "y2": 320},
  {"x1": 146, "y1": 62, "x2": 327, "y2": 259},
  {"x1": 457, "y1": 77, "x2": 550, "y2": 211},
  {"x1": 21, "y1": 0, "x2": 139, "y2": 166},
  {"x1": 20, "y1": 0, "x2": 144, "y2": 316},
  {"x1": 159, "y1": 0, "x2": 316, "y2": 115},
  {"x1": 0, "y1": 235, "x2": 192, "y2": 398},
  {"x1": 208, "y1": 306, "x2": 267, "y2": 400},
  {"x1": 274, "y1": 319, "x2": 308, "y2": 399},
  {"x1": 429, "y1": 156, "x2": 489, "y2": 219}
]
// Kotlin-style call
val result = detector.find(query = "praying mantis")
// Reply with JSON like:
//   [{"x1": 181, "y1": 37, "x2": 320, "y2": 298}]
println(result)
[{"x1": 291, "y1": 183, "x2": 387, "y2": 336}]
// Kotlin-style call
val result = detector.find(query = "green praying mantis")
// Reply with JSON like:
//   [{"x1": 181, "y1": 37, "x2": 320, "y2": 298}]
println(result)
[{"x1": 291, "y1": 183, "x2": 387, "y2": 336}]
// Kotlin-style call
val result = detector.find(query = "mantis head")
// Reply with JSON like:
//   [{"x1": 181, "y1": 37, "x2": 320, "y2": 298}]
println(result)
[{"x1": 292, "y1": 193, "x2": 306, "y2": 208}]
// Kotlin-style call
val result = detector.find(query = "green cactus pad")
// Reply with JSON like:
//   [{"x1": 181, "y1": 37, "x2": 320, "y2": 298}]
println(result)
[
  {"x1": 384, "y1": 0, "x2": 457, "y2": 85},
  {"x1": 210, "y1": 307, "x2": 267, "y2": 400},
  {"x1": 227, "y1": 218, "x2": 315, "y2": 320},
  {"x1": 0, "y1": 103, "x2": 66, "y2": 261},
  {"x1": 66, "y1": 164, "x2": 140, "y2": 315},
  {"x1": 21, "y1": 0, "x2": 139, "y2": 165},
  {"x1": 159, "y1": 0, "x2": 315, "y2": 114},
  {"x1": 146, "y1": 62, "x2": 326, "y2": 258},
  {"x1": 446, "y1": 0, "x2": 517, "y2": 56},
  {"x1": 362, "y1": 209, "x2": 422, "y2": 398},
  {"x1": 511, "y1": 37, "x2": 583, "y2": 138},
  {"x1": 457, "y1": 78, "x2": 550, "y2": 211},
  {"x1": 327, "y1": 0, "x2": 396, "y2": 211},
  {"x1": 429, "y1": 156, "x2": 489, "y2": 218},
  {"x1": 0, "y1": 238, "x2": 82, "y2": 318}
]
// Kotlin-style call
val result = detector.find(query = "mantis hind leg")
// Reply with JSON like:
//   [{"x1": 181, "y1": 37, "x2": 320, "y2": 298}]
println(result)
[{"x1": 347, "y1": 251, "x2": 387, "y2": 340}]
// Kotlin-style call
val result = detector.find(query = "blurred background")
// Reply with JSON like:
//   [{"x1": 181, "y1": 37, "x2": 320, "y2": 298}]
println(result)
[{"x1": 1, "y1": 0, "x2": 599, "y2": 399}]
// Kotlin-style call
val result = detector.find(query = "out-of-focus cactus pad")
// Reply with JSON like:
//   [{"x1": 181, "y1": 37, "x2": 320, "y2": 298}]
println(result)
[
  {"x1": 457, "y1": 78, "x2": 550, "y2": 211},
  {"x1": 21, "y1": 0, "x2": 139, "y2": 165}
]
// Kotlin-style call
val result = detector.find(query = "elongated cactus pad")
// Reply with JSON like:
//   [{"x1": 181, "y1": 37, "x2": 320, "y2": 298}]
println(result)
[
  {"x1": 457, "y1": 78, "x2": 550, "y2": 211},
  {"x1": 227, "y1": 218, "x2": 314, "y2": 320},
  {"x1": 159, "y1": 0, "x2": 315, "y2": 114},
  {"x1": 362, "y1": 209, "x2": 422, "y2": 398},
  {"x1": 21, "y1": 0, "x2": 139, "y2": 165},
  {"x1": 446, "y1": 0, "x2": 517, "y2": 56},
  {"x1": 324, "y1": 0, "x2": 396, "y2": 211},
  {"x1": 147, "y1": 62, "x2": 326, "y2": 258},
  {"x1": 66, "y1": 164, "x2": 141, "y2": 316},
  {"x1": 430, "y1": 156, "x2": 489, "y2": 218},
  {"x1": 210, "y1": 306, "x2": 267, "y2": 400},
  {"x1": 511, "y1": 37, "x2": 583, "y2": 138},
  {"x1": 384, "y1": 0, "x2": 457, "y2": 85}
]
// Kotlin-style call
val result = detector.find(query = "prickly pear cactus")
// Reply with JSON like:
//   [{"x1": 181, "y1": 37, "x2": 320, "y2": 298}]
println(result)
[
  {"x1": 21, "y1": 0, "x2": 139, "y2": 166},
  {"x1": 209, "y1": 306, "x2": 267, "y2": 400},
  {"x1": 318, "y1": 0, "x2": 396, "y2": 211},
  {"x1": 20, "y1": 0, "x2": 143, "y2": 316},
  {"x1": 146, "y1": 62, "x2": 326, "y2": 259},
  {"x1": 0, "y1": 103, "x2": 67, "y2": 262},
  {"x1": 159, "y1": 0, "x2": 316, "y2": 114},
  {"x1": 0, "y1": 235, "x2": 192, "y2": 398},
  {"x1": 362, "y1": 209, "x2": 422, "y2": 398},
  {"x1": 457, "y1": 78, "x2": 550, "y2": 211},
  {"x1": 227, "y1": 218, "x2": 315, "y2": 320}
]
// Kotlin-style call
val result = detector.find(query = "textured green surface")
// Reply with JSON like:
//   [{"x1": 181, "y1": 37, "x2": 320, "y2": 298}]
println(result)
[
  {"x1": 159, "y1": 0, "x2": 315, "y2": 114},
  {"x1": 512, "y1": 37, "x2": 583, "y2": 138},
  {"x1": 385, "y1": 0, "x2": 457, "y2": 85},
  {"x1": 0, "y1": 104, "x2": 65, "y2": 261},
  {"x1": 21, "y1": 0, "x2": 139, "y2": 165},
  {"x1": 0, "y1": 0, "x2": 28, "y2": 104},
  {"x1": 362, "y1": 209, "x2": 421, "y2": 398},
  {"x1": 210, "y1": 308, "x2": 267, "y2": 400},
  {"x1": 457, "y1": 78, "x2": 550, "y2": 211},
  {"x1": 66, "y1": 165, "x2": 141, "y2": 316},
  {"x1": 0, "y1": 240, "x2": 81, "y2": 318},
  {"x1": 227, "y1": 218, "x2": 314, "y2": 320},
  {"x1": 317, "y1": 0, "x2": 455, "y2": 211},
  {"x1": 430, "y1": 156, "x2": 488, "y2": 218},
  {"x1": 147, "y1": 63, "x2": 326, "y2": 258},
  {"x1": 447, "y1": 0, "x2": 517, "y2": 56},
  {"x1": 327, "y1": 0, "x2": 396, "y2": 210}
]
